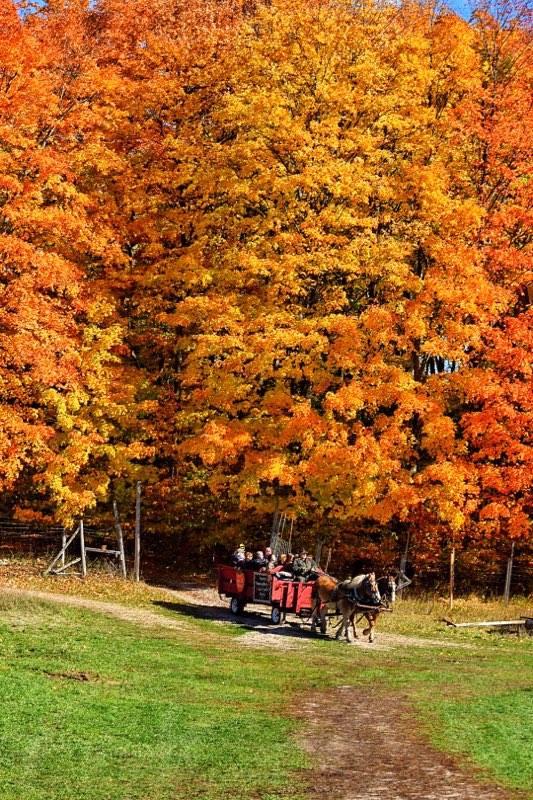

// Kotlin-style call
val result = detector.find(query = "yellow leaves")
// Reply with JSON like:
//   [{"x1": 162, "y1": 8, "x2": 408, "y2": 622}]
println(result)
[
  {"x1": 420, "y1": 459, "x2": 478, "y2": 533},
  {"x1": 325, "y1": 383, "x2": 365, "y2": 420},
  {"x1": 257, "y1": 455, "x2": 298, "y2": 488},
  {"x1": 441, "y1": 198, "x2": 485, "y2": 238},
  {"x1": 43, "y1": 390, "x2": 78, "y2": 433},
  {"x1": 86, "y1": 298, "x2": 116, "y2": 325},
  {"x1": 403, "y1": 308, "x2": 427, "y2": 342},
  {"x1": 180, "y1": 420, "x2": 252, "y2": 467},
  {"x1": 421, "y1": 414, "x2": 458, "y2": 460},
  {"x1": 160, "y1": 294, "x2": 235, "y2": 332},
  {"x1": 278, "y1": 402, "x2": 326, "y2": 453}
]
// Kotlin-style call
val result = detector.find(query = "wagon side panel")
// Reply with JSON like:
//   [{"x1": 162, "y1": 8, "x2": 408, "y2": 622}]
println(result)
[
  {"x1": 295, "y1": 581, "x2": 315, "y2": 615},
  {"x1": 217, "y1": 565, "x2": 245, "y2": 597}
]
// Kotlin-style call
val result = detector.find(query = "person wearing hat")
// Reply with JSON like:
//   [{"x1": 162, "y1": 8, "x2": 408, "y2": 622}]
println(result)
[
  {"x1": 231, "y1": 543, "x2": 246, "y2": 567},
  {"x1": 292, "y1": 549, "x2": 316, "y2": 581}
]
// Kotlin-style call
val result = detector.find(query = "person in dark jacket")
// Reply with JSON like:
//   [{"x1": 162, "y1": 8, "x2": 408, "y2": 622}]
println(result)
[
  {"x1": 231, "y1": 544, "x2": 246, "y2": 567},
  {"x1": 284, "y1": 553, "x2": 294, "y2": 572},
  {"x1": 292, "y1": 550, "x2": 317, "y2": 581},
  {"x1": 252, "y1": 550, "x2": 268, "y2": 571}
]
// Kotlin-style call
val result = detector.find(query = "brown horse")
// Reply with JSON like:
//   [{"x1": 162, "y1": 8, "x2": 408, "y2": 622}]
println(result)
[
  {"x1": 311, "y1": 573, "x2": 382, "y2": 642},
  {"x1": 310, "y1": 574, "x2": 337, "y2": 634}
]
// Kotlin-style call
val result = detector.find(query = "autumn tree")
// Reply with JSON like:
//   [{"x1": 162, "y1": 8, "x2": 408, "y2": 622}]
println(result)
[
  {"x1": 0, "y1": 0, "x2": 142, "y2": 523},
  {"x1": 83, "y1": 0, "x2": 242, "y2": 533},
  {"x1": 453, "y1": 1, "x2": 532, "y2": 552},
  {"x1": 0, "y1": 0, "x2": 529, "y2": 583},
  {"x1": 151, "y1": 0, "x2": 502, "y2": 548}
]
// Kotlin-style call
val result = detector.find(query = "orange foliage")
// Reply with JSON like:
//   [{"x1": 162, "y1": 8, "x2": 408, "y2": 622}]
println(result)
[{"x1": 0, "y1": 0, "x2": 530, "y2": 576}]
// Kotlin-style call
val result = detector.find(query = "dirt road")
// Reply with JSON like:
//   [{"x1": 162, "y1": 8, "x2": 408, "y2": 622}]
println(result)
[{"x1": 299, "y1": 687, "x2": 526, "y2": 800}]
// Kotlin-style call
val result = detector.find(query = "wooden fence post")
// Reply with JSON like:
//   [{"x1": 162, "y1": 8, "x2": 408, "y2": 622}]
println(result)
[
  {"x1": 113, "y1": 500, "x2": 127, "y2": 579},
  {"x1": 288, "y1": 518, "x2": 294, "y2": 553},
  {"x1": 503, "y1": 541, "x2": 515, "y2": 603},
  {"x1": 398, "y1": 531, "x2": 410, "y2": 599},
  {"x1": 270, "y1": 495, "x2": 280, "y2": 551},
  {"x1": 134, "y1": 482, "x2": 141, "y2": 582},
  {"x1": 44, "y1": 524, "x2": 80, "y2": 576},
  {"x1": 449, "y1": 544, "x2": 455, "y2": 611},
  {"x1": 80, "y1": 518, "x2": 87, "y2": 578}
]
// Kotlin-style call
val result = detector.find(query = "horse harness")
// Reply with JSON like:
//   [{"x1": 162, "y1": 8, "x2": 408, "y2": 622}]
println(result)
[{"x1": 337, "y1": 574, "x2": 380, "y2": 607}]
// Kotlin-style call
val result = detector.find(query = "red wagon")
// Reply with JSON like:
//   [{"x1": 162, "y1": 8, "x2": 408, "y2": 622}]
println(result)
[{"x1": 217, "y1": 564, "x2": 316, "y2": 625}]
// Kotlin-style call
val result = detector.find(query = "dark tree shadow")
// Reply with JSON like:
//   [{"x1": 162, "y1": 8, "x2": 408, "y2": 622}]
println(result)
[{"x1": 152, "y1": 600, "x2": 327, "y2": 640}]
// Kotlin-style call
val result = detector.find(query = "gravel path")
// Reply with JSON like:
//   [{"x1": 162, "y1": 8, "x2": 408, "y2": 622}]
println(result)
[
  {"x1": 166, "y1": 583, "x2": 468, "y2": 651},
  {"x1": 1, "y1": 587, "x2": 190, "y2": 632},
  {"x1": 2, "y1": 583, "x2": 467, "y2": 652}
]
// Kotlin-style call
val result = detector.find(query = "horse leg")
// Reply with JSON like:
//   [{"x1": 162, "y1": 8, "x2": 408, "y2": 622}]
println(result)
[
  {"x1": 320, "y1": 604, "x2": 328, "y2": 634},
  {"x1": 335, "y1": 613, "x2": 350, "y2": 641},
  {"x1": 335, "y1": 604, "x2": 348, "y2": 641},
  {"x1": 310, "y1": 598, "x2": 320, "y2": 633},
  {"x1": 362, "y1": 613, "x2": 376, "y2": 643},
  {"x1": 345, "y1": 608, "x2": 355, "y2": 642},
  {"x1": 338, "y1": 602, "x2": 352, "y2": 643},
  {"x1": 350, "y1": 610, "x2": 359, "y2": 640}
]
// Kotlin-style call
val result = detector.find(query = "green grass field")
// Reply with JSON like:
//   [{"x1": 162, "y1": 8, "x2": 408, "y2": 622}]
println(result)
[{"x1": 0, "y1": 580, "x2": 531, "y2": 800}]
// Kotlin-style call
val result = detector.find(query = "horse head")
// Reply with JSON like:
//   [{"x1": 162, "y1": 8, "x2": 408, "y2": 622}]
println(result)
[
  {"x1": 362, "y1": 571, "x2": 381, "y2": 605},
  {"x1": 376, "y1": 572, "x2": 398, "y2": 607}
]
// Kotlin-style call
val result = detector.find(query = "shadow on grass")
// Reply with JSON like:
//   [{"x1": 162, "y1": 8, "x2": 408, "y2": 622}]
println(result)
[{"x1": 152, "y1": 600, "x2": 325, "y2": 640}]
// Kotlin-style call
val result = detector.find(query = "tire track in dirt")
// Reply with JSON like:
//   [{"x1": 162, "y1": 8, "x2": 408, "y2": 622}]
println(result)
[
  {"x1": 1, "y1": 587, "x2": 191, "y2": 632},
  {"x1": 297, "y1": 687, "x2": 528, "y2": 800}
]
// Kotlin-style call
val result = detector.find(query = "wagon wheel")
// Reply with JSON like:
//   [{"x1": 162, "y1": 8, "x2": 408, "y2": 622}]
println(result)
[
  {"x1": 320, "y1": 616, "x2": 328, "y2": 634},
  {"x1": 229, "y1": 597, "x2": 244, "y2": 615},
  {"x1": 270, "y1": 606, "x2": 282, "y2": 625}
]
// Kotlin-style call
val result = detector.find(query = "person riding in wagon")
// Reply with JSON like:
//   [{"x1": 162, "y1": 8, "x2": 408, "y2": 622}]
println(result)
[{"x1": 292, "y1": 549, "x2": 318, "y2": 582}]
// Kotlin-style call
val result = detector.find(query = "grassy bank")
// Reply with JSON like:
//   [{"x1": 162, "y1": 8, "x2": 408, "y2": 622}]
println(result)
[
  {"x1": 0, "y1": 594, "x2": 309, "y2": 800},
  {"x1": 0, "y1": 563, "x2": 531, "y2": 798}
]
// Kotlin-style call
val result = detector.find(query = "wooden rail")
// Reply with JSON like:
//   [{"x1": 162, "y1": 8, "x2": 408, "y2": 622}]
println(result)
[{"x1": 441, "y1": 618, "x2": 526, "y2": 628}]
